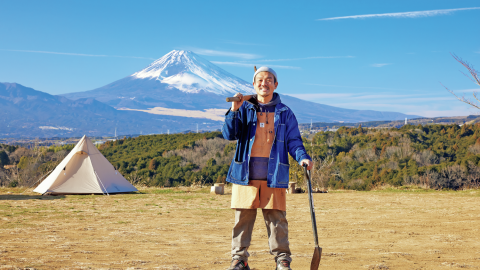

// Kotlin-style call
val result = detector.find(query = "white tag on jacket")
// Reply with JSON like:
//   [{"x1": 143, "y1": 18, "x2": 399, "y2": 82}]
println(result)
[{"x1": 260, "y1": 123, "x2": 265, "y2": 128}]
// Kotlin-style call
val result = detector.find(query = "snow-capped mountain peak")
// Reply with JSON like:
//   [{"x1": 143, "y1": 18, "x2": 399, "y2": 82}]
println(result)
[{"x1": 131, "y1": 50, "x2": 255, "y2": 95}]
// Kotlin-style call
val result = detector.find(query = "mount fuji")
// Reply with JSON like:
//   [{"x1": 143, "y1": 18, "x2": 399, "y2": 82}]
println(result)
[
  {"x1": 64, "y1": 50, "x2": 254, "y2": 112},
  {"x1": 63, "y1": 50, "x2": 418, "y2": 123}
]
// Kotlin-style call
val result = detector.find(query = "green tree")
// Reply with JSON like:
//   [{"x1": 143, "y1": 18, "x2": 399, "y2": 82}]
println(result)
[
  {"x1": 18, "y1": 156, "x2": 29, "y2": 169},
  {"x1": 407, "y1": 160, "x2": 418, "y2": 176},
  {"x1": 207, "y1": 158, "x2": 216, "y2": 167},
  {"x1": 0, "y1": 151, "x2": 9, "y2": 167}
]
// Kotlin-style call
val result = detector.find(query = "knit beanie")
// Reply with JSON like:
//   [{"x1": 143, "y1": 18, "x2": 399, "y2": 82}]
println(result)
[{"x1": 253, "y1": 66, "x2": 278, "y2": 82}]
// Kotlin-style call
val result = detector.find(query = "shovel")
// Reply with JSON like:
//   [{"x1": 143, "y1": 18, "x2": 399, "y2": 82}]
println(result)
[{"x1": 303, "y1": 164, "x2": 322, "y2": 269}]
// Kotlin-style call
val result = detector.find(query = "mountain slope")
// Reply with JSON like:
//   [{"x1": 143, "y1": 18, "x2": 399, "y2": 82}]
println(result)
[{"x1": 0, "y1": 82, "x2": 216, "y2": 137}]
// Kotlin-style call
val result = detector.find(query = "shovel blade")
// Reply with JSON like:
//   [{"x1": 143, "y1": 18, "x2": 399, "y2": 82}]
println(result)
[{"x1": 310, "y1": 246, "x2": 322, "y2": 270}]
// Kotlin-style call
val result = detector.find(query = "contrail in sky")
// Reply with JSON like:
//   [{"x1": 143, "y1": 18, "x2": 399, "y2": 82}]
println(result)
[
  {"x1": 212, "y1": 61, "x2": 301, "y2": 70},
  {"x1": 189, "y1": 48, "x2": 260, "y2": 59},
  {"x1": 1, "y1": 49, "x2": 156, "y2": 60},
  {"x1": 318, "y1": 7, "x2": 480, "y2": 21},
  {"x1": 251, "y1": 56, "x2": 355, "y2": 62}
]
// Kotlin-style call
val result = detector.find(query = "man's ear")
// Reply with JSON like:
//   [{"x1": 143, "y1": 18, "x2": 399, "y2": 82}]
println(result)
[{"x1": 274, "y1": 81, "x2": 278, "y2": 89}]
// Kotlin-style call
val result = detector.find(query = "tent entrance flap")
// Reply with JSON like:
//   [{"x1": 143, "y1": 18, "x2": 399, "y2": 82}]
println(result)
[{"x1": 49, "y1": 155, "x2": 100, "y2": 194}]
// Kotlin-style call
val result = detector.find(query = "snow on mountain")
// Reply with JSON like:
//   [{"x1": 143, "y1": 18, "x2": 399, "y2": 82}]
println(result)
[{"x1": 131, "y1": 50, "x2": 255, "y2": 95}]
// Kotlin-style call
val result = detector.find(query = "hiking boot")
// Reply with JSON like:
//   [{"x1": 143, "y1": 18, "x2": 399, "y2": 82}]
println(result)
[
  {"x1": 276, "y1": 259, "x2": 292, "y2": 270},
  {"x1": 227, "y1": 259, "x2": 250, "y2": 270}
]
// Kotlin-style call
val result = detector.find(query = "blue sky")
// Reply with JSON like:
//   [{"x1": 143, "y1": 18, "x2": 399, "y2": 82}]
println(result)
[{"x1": 1, "y1": 0, "x2": 479, "y2": 118}]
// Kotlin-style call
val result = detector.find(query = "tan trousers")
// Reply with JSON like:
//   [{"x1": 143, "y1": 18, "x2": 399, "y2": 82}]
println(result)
[
  {"x1": 230, "y1": 181, "x2": 291, "y2": 263},
  {"x1": 231, "y1": 209, "x2": 291, "y2": 263}
]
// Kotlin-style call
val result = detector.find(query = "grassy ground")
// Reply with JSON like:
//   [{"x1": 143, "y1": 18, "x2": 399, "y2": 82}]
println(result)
[{"x1": 1, "y1": 186, "x2": 480, "y2": 269}]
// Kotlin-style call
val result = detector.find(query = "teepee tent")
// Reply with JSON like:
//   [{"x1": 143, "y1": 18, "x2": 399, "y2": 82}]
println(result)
[{"x1": 34, "y1": 135, "x2": 137, "y2": 195}]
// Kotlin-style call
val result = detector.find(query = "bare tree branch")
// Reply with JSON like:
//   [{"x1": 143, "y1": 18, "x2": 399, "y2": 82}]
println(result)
[
  {"x1": 443, "y1": 54, "x2": 480, "y2": 110},
  {"x1": 451, "y1": 53, "x2": 480, "y2": 86}
]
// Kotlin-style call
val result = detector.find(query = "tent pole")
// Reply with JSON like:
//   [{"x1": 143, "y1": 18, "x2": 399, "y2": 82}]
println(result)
[{"x1": 95, "y1": 171, "x2": 110, "y2": 196}]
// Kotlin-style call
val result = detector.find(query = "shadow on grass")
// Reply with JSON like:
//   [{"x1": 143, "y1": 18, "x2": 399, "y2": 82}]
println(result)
[{"x1": 0, "y1": 194, "x2": 66, "y2": 201}]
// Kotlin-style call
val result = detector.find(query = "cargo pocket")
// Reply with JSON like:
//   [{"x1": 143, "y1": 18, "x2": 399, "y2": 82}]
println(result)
[
  {"x1": 230, "y1": 160, "x2": 248, "y2": 182},
  {"x1": 277, "y1": 162, "x2": 290, "y2": 184}
]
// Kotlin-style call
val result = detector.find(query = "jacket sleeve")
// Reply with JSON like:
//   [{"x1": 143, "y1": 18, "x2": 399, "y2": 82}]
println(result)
[
  {"x1": 285, "y1": 111, "x2": 311, "y2": 164},
  {"x1": 222, "y1": 107, "x2": 243, "y2": 141}
]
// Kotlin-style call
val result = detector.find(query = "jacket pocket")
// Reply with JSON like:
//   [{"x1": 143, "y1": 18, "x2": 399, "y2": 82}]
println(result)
[
  {"x1": 230, "y1": 160, "x2": 248, "y2": 182},
  {"x1": 277, "y1": 162, "x2": 290, "y2": 184}
]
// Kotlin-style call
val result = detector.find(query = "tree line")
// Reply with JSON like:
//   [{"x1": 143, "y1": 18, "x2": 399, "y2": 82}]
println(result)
[
  {"x1": 297, "y1": 123, "x2": 480, "y2": 190},
  {"x1": 1, "y1": 123, "x2": 480, "y2": 190}
]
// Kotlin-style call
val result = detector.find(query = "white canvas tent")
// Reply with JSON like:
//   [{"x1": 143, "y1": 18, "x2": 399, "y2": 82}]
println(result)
[{"x1": 34, "y1": 135, "x2": 137, "y2": 195}]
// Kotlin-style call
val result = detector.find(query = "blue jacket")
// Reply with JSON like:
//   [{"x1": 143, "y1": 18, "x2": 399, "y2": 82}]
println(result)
[{"x1": 222, "y1": 100, "x2": 311, "y2": 188}]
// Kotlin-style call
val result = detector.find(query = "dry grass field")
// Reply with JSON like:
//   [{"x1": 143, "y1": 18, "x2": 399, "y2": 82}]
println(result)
[{"x1": 1, "y1": 186, "x2": 480, "y2": 270}]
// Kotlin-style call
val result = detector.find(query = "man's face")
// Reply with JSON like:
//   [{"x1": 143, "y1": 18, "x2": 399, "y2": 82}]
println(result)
[{"x1": 253, "y1": 71, "x2": 278, "y2": 99}]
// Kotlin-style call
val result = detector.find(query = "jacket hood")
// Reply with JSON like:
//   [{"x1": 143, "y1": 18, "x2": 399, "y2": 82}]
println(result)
[{"x1": 246, "y1": 93, "x2": 281, "y2": 108}]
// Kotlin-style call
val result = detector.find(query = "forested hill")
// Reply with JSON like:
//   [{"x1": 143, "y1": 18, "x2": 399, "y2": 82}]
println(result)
[
  {"x1": 91, "y1": 123, "x2": 480, "y2": 190},
  {"x1": 98, "y1": 131, "x2": 235, "y2": 187},
  {"x1": 1, "y1": 124, "x2": 480, "y2": 190},
  {"x1": 99, "y1": 132, "x2": 222, "y2": 166},
  {"x1": 301, "y1": 123, "x2": 480, "y2": 190}
]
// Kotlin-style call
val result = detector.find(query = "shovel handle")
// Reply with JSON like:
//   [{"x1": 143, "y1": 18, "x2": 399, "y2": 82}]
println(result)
[
  {"x1": 226, "y1": 95, "x2": 253, "y2": 102},
  {"x1": 303, "y1": 165, "x2": 320, "y2": 248}
]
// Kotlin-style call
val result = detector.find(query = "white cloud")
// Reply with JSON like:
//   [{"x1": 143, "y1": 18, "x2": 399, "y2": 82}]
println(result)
[
  {"x1": 304, "y1": 83, "x2": 396, "y2": 90},
  {"x1": 406, "y1": 108, "x2": 478, "y2": 118},
  {"x1": 284, "y1": 93, "x2": 355, "y2": 99},
  {"x1": 453, "y1": 88, "x2": 480, "y2": 93},
  {"x1": 397, "y1": 97, "x2": 455, "y2": 102},
  {"x1": 210, "y1": 61, "x2": 253, "y2": 67},
  {"x1": 221, "y1": 40, "x2": 267, "y2": 46},
  {"x1": 0, "y1": 49, "x2": 156, "y2": 60},
  {"x1": 317, "y1": 7, "x2": 480, "y2": 21},
  {"x1": 212, "y1": 61, "x2": 301, "y2": 70},
  {"x1": 370, "y1": 63, "x2": 391, "y2": 67},
  {"x1": 189, "y1": 48, "x2": 260, "y2": 59},
  {"x1": 330, "y1": 102, "x2": 421, "y2": 110},
  {"x1": 324, "y1": 102, "x2": 476, "y2": 117},
  {"x1": 357, "y1": 94, "x2": 421, "y2": 100},
  {"x1": 287, "y1": 93, "x2": 429, "y2": 101},
  {"x1": 252, "y1": 56, "x2": 355, "y2": 62},
  {"x1": 287, "y1": 90, "x2": 478, "y2": 117}
]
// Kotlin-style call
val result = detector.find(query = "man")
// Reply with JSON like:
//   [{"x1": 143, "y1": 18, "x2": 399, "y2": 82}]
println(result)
[{"x1": 222, "y1": 66, "x2": 313, "y2": 270}]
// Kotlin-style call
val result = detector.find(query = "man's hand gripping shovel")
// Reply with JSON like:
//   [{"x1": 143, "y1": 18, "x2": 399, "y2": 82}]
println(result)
[{"x1": 303, "y1": 163, "x2": 322, "y2": 269}]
